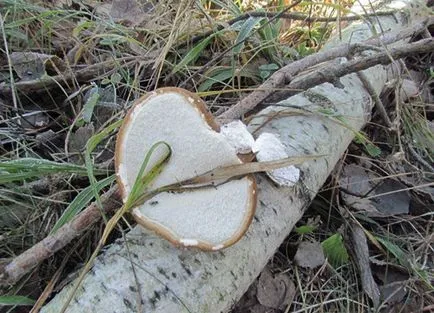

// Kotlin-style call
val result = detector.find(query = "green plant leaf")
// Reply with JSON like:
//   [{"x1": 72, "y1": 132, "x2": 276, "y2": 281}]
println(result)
[
  {"x1": 198, "y1": 67, "x2": 258, "y2": 91},
  {"x1": 233, "y1": 17, "x2": 263, "y2": 55},
  {"x1": 259, "y1": 63, "x2": 279, "y2": 71},
  {"x1": 50, "y1": 175, "x2": 116, "y2": 234},
  {"x1": 321, "y1": 233, "x2": 349, "y2": 268},
  {"x1": 364, "y1": 142, "x2": 381, "y2": 157},
  {"x1": 295, "y1": 225, "x2": 316, "y2": 235},
  {"x1": 110, "y1": 72, "x2": 122, "y2": 84},
  {"x1": 171, "y1": 36, "x2": 214, "y2": 75},
  {"x1": 85, "y1": 119, "x2": 123, "y2": 215},
  {"x1": 0, "y1": 295, "x2": 35, "y2": 306},
  {"x1": 82, "y1": 86, "x2": 100, "y2": 123}
]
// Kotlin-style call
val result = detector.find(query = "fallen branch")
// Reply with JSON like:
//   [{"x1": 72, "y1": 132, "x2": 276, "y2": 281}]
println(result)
[
  {"x1": 217, "y1": 17, "x2": 432, "y2": 122},
  {"x1": 0, "y1": 58, "x2": 136, "y2": 95},
  {"x1": 0, "y1": 186, "x2": 121, "y2": 287},
  {"x1": 265, "y1": 37, "x2": 434, "y2": 104}
]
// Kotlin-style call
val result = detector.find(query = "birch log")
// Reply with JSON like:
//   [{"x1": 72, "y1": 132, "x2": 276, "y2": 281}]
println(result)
[{"x1": 42, "y1": 1, "x2": 429, "y2": 312}]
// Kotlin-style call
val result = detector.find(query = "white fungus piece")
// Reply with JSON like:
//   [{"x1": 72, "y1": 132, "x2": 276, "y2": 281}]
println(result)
[
  {"x1": 212, "y1": 244, "x2": 224, "y2": 251},
  {"x1": 252, "y1": 132, "x2": 300, "y2": 187},
  {"x1": 220, "y1": 120, "x2": 255, "y2": 154},
  {"x1": 180, "y1": 239, "x2": 199, "y2": 247}
]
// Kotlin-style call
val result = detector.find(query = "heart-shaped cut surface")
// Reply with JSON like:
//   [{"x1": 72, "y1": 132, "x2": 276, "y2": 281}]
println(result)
[{"x1": 115, "y1": 87, "x2": 256, "y2": 250}]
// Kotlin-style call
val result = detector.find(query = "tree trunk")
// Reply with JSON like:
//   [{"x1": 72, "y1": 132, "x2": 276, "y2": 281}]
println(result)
[{"x1": 41, "y1": 1, "x2": 429, "y2": 312}]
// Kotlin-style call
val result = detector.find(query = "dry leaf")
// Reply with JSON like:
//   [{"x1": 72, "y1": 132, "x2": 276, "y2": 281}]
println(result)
[
  {"x1": 373, "y1": 180, "x2": 410, "y2": 215},
  {"x1": 96, "y1": 0, "x2": 154, "y2": 27},
  {"x1": 340, "y1": 164, "x2": 410, "y2": 216},
  {"x1": 294, "y1": 241, "x2": 325, "y2": 268},
  {"x1": 256, "y1": 268, "x2": 295, "y2": 309},
  {"x1": 179, "y1": 155, "x2": 323, "y2": 187},
  {"x1": 10, "y1": 52, "x2": 66, "y2": 81}
]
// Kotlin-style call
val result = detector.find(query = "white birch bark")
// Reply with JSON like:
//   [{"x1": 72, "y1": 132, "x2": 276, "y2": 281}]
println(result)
[{"x1": 42, "y1": 1, "x2": 428, "y2": 312}]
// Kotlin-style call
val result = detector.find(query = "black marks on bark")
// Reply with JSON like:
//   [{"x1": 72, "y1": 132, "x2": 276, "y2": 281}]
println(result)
[
  {"x1": 150, "y1": 287, "x2": 171, "y2": 308},
  {"x1": 100, "y1": 282, "x2": 108, "y2": 291},
  {"x1": 179, "y1": 261, "x2": 192, "y2": 276},
  {"x1": 158, "y1": 266, "x2": 170, "y2": 280},
  {"x1": 129, "y1": 285, "x2": 137, "y2": 292},
  {"x1": 193, "y1": 258, "x2": 202, "y2": 266},
  {"x1": 272, "y1": 207, "x2": 277, "y2": 215},
  {"x1": 149, "y1": 290, "x2": 161, "y2": 308},
  {"x1": 254, "y1": 215, "x2": 260, "y2": 223},
  {"x1": 201, "y1": 271, "x2": 212, "y2": 280},
  {"x1": 171, "y1": 272, "x2": 177, "y2": 278},
  {"x1": 305, "y1": 91, "x2": 337, "y2": 110},
  {"x1": 322, "y1": 123, "x2": 329, "y2": 133},
  {"x1": 230, "y1": 270, "x2": 237, "y2": 279},
  {"x1": 123, "y1": 298, "x2": 134, "y2": 310},
  {"x1": 296, "y1": 181, "x2": 313, "y2": 209},
  {"x1": 302, "y1": 146, "x2": 311, "y2": 155}
]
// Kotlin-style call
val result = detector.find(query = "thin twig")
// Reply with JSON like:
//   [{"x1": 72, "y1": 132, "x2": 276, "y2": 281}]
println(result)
[
  {"x1": 357, "y1": 71, "x2": 393, "y2": 128},
  {"x1": 406, "y1": 142, "x2": 434, "y2": 173},
  {"x1": 217, "y1": 18, "x2": 432, "y2": 122},
  {"x1": 268, "y1": 38, "x2": 434, "y2": 103}
]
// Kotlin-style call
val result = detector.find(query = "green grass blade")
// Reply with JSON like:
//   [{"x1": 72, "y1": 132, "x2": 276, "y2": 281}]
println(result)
[
  {"x1": 209, "y1": 0, "x2": 241, "y2": 15},
  {"x1": 0, "y1": 158, "x2": 101, "y2": 183},
  {"x1": 376, "y1": 236, "x2": 432, "y2": 288},
  {"x1": 50, "y1": 175, "x2": 116, "y2": 235},
  {"x1": 198, "y1": 67, "x2": 258, "y2": 91},
  {"x1": 0, "y1": 158, "x2": 86, "y2": 173},
  {"x1": 127, "y1": 141, "x2": 172, "y2": 208},
  {"x1": 375, "y1": 236, "x2": 410, "y2": 268},
  {"x1": 171, "y1": 36, "x2": 214, "y2": 75},
  {"x1": 0, "y1": 295, "x2": 35, "y2": 306},
  {"x1": 85, "y1": 119, "x2": 123, "y2": 216}
]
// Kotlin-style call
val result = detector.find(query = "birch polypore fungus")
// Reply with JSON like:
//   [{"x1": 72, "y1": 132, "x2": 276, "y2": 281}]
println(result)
[
  {"x1": 252, "y1": 133, "x2": 300, "y2": 187},
  {"x1": 115, "y1": 87, "x2": 257, "y2": 251}
]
